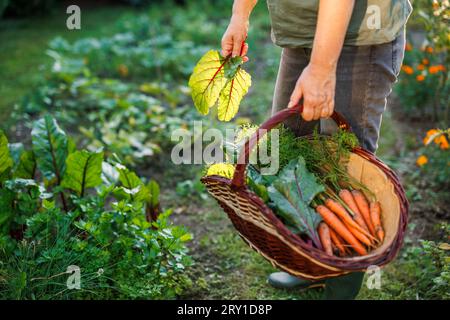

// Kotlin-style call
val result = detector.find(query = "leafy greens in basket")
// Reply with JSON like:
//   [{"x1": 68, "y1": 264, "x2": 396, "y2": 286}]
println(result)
[{"x1": 265, "y1": 156, "x2": 324, "y2": 248}]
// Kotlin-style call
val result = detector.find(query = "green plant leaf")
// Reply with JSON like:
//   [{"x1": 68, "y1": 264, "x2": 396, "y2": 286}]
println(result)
[
  {"x1": 31, "y1": 115, "x2": 68, "y2": 183},
  {"x1": 4, "y1": 178, "x2": 52, "y2": 200},
  {"x1": 189, "y1": 50, "x2": 227, "y2": 115},
  {"x1": 101, "y1": 161, "x2": 119, "y2": 186},
  {"x1": 145, "y1": 179, "x2": 161, "y2": 222},
  {"x1": 218, "y1": 67, "x2": 251, "y2": 121},
  {"x1": 114, "y1": 164, "x2": 147, "y2": 202},
  {"x1": 0, "y1": 189, "x2": 14, "y2": 234},
  {"x1": 147, "y1": 180, "x2": 160, "y2": 209},
  {"x1": 0, "y1": 130, "x2": 13, "y2": 181},
  {"x1": 247, "y1": 165, "x2": 269, "y2": 202},
  {"x1": 223, "y1": 56, "x2": 244, "y2": 78},
  {"x1": 8, "y1": 143, "x2": 24, "y2": 163},
  {"x1": 13, "y1": 150, "x2": 36, "y2": 179},
  {"x1": 267, "y1": 156, "x2": 324, "y2": 247},
  {"x1": 61, "y1": 150, "x2": 103, "y2": 196}
]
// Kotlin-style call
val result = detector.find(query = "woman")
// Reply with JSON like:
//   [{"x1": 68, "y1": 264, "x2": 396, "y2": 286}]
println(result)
[{"x1": 221, "y1": 0, "x2": 411, "y2": 299}]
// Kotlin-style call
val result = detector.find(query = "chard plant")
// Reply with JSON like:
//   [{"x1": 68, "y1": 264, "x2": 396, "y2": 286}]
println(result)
[{"x1": 0, "y1": 116, "x2": 192, "y2": 300}]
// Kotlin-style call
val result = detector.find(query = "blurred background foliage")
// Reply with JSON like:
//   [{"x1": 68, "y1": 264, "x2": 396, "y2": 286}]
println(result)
[{"x1": 0, "y1": 0, "x2": 448, "y2": 299}]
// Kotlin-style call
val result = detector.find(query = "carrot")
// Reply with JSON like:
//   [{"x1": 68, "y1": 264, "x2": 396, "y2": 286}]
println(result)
[
  {"x1": 324, "y1": 198, "x2": 376, "y2": 243},
  {"x1": 370, "y1": 201, "x2": 384, "y2": 242},
  {"x1": 329, "y1": 228, "x2": 347, "y2": 256},
  {"x1": 352, "y1": 190, "x2": 376, "y2": 237},
  {"x1": 316, "y1": 205, "x2": 368, "y2": 256},
  {"x1": 344, "y1": 222, "x2": 373, "y2": 247},
  {"x1": 318, "y1": 222, "x2": 333, "y2": 256},
  {"x1": 339, "y1": 189, "x2": 370, "y2": 233}
]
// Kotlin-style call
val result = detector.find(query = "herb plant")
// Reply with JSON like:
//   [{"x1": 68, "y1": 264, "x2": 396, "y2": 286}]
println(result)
[{"x1": 0, "y1": 116, "x2": 192, "y2": 299}]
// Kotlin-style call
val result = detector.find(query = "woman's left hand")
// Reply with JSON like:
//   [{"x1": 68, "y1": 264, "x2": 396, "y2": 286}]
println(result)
[{"x1": 287, "y1": 62, "x2": 336, "y2": 121}]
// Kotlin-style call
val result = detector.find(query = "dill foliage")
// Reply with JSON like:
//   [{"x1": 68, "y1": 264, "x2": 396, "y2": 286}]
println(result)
[{"x1": 271, "y1": 125, "x2": 360, "y2": 191}]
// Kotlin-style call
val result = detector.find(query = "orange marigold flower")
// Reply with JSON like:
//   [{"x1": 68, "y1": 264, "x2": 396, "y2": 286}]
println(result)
[
  {"x1": 423, "y1": 129, "x2": 439, "y2": 145},
  {"x1": 426, "y1": 47, "x2": 433, "y2": 53},
  {"x1": 429, "y1": 65, "x2": 446, "y2": 74},
  {"x1": 429, "y1": 66, "x2": 440, "y2": 74},
  {"x1": 416, "y1": 155, "x2": 428, "y2": 167},
  {"x1": 422, "y1": 58, "x2": 429, "y2": 65},
  {"x1": 405, "y1": 43, "x2": 413, "y2": 51},
  {"x1": 401, "y1": 65, "x2": 414, "y2": 75},
  {"x1": 416, "y1": 74, "x2": 425, "y2": 81},
  {"x1": 437, "y1": 135, "x2": 449, "y2": 150},
  {"x1": 417, "y1": 64, "x2": 425, "y2": 70}
]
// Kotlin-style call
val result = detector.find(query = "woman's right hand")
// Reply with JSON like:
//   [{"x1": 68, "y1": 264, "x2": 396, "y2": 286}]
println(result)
[{"x1": 221, "y1": 15, "x2": 249, "y2": 62}]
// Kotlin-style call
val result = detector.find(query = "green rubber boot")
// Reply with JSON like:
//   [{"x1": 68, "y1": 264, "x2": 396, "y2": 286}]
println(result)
[{"x1": 267, "y1": 272, "x2": 325, "y2": 290}]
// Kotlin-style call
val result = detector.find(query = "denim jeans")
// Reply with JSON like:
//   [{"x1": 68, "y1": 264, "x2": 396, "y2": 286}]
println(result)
[
  {"x1": 272, "y1": 31, "x2": 405, "y2": 153},
  {"x1": 271, "y1": 31, "x2": 405, "y2": 299}
]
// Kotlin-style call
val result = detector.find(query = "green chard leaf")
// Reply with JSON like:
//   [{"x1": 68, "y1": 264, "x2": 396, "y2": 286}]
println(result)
[
  {"x1": 114, "y1": 163, "x2": 148, "y2": 202},
  {"x1": 145, "y1": 179, "x2": 161, "y2": 222},
  {"x1": 267, "y1": 156, "x2": 324, "y2": 247},
  {"x1": 147, "y1": 180, "x2": 160, "y2": 209},
  {"x1": 247, "y1": 165, "x2": 270, "y2": 202},
  {"x1": 0, "y1": 130, "x2": 13, "y2": 181},
  {"x1": 101, "y1": 161, "x2": 119, "y2": 186},
  {"x1": 61, "y1": 150, "x2": 103, "y2": 196},
  {"x1": 13, "y1": 150, "x2": 36, "y2": 179},
  {"x1": 8, "y1": 143, "x2": 24, "y2": 163},
  {"x1": 189, "y1": 50, "x2": 251, "y2": 122},
  {"x1": 31, "y1": 115, "x2": 68, "y2": 183},
  {"x1": 9, "y1": 142, "x2": 36, "y2": 179}
]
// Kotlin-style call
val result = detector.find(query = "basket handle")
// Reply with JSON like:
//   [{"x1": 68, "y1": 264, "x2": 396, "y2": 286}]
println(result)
[{"x1": 231, "y1": 105, "x2": 352, "y2": 188}]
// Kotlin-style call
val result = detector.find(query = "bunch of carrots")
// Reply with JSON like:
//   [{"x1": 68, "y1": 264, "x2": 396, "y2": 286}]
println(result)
[{"x1": 315, "y1": 189, "x2": 385, "y2": 257}]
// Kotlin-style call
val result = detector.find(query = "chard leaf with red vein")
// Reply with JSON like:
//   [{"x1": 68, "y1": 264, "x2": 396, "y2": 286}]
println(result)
[
  {"x1": 189, "y1": 50, "x2": 251, "y2": 121},
  {"x1": 219, "y1": 66, "x2": 251, "y2": 121}
]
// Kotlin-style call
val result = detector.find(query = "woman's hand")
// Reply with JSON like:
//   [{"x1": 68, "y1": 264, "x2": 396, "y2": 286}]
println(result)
[
  {"x1": 221, "y1": 14, "x2": 249, "y2": 61},
  {"x1": 287, "y1": 62, "x2": 336, "y2": 121},
  {"x1": 287, "y1": 0, "x2": 354, "y2": 121}
]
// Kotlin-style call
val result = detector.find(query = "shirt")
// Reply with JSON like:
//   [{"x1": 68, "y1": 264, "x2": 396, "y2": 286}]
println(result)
[{"x1": 266, "y1": 0, "x2": 412, "y2": 48}]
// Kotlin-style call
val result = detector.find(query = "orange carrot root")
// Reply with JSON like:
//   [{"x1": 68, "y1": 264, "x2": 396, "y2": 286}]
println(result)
[
  {"x1": 324, "y1": 198, "x2": 377, "y2": 243},
  {"x1": 329, "y1": 228, "x2": 347, "y2": 256},
  {"x1": 316, "y1": 205, "x2": 368, "y2": 256},
  {"x1": 352, "y1": 190, "x2": 376, "y2": 237},
  {"x1": 370, "y1": 201, "x2": 385, "y2": 242},
  {"x1": 344, "y1": 222, "x2": 374, "y2": 247},
  {"x1": 318, "y1": 222, "x2": 333, "y2": 256},
  {"x1": 339, "y1": 189, "x2": 370, "y2": 233}
]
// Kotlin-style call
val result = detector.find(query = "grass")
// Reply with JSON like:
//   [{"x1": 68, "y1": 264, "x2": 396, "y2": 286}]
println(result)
[{"x1": 0, "y1": 3, "x2": 139, "y2": 124}]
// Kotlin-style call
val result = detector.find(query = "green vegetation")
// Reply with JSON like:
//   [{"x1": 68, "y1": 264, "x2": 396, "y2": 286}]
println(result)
[
  {"x1": 0, "y1": 0, "x2": 448, "y2": 300},
  {"x1": 0, "y1": 116, "x2": 191, "y2": 299},
  {"x1": 0, "y1": 4, "x2": 139, "y2": 124}
]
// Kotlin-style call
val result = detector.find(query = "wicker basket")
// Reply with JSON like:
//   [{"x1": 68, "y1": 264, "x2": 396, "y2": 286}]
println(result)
[{"x1": 201, "y1": 106, "x2": 409, "y2": 280}]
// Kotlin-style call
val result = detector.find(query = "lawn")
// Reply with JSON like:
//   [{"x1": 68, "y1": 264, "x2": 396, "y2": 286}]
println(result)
[{"x1": 0, "y1": 0, "x2": 448, "y2": 300}]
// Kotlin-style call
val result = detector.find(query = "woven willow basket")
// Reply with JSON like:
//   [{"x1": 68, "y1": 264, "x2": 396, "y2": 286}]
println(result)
[{"x1": 201, "y1": 106, "x2": 409, "y2": 280}]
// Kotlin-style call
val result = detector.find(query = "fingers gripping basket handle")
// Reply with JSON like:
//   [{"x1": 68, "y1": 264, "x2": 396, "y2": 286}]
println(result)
[{"x1": 231, "y1": 105, "x2": 352, "y2": 188}]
